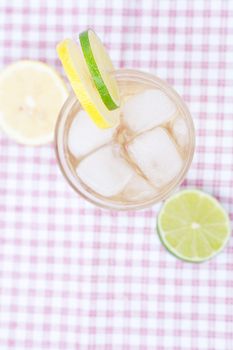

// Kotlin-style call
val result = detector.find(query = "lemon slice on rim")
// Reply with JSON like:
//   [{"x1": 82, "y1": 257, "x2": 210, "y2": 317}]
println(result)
[
  {"x1": 79, "y1": 29, "x2": 119, "y2": 110},
  {"x1": 157, "y1": 189, "x2": 231, "y2": 262},
  {"x1": 56, "y1": 38, "x2": 120, "y2": 129},
  {"x1": 0, "y1": 60, "x2": 68, "y2": 145}
]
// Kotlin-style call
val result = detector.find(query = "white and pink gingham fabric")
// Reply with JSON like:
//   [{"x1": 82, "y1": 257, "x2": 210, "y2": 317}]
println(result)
[{"x1": 0, "y1": 1, "x2": 233, "y2": 349}]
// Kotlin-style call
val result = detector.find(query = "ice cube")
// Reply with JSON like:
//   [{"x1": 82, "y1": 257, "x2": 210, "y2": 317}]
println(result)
[
  {"x1": 172, "y1": 117, "x2": 189, "y2": 148},
  {"x1": 122, "y1": 173, "x2": 157, "y2": 202},
  {"x1": 127, "y1": 127, "x2": 183, "y2": 187},
  {"x1": 76, "y1": 144, "x2": 134, "y2": 197},
  {"x1": 68, "y1": 110, "x2": 115, "y2": 158},
  {"x1": 122, "y1": 89, "x2": 177, "y2": 133}
]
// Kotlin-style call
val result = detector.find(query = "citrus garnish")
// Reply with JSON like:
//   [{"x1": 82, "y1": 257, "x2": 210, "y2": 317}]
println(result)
[
  {"x1": 57, "y1": 38, "x2": 119, "y2": 129},
  {"x1": 79, "y1": 29, "x2": 119, "y2": 110}
]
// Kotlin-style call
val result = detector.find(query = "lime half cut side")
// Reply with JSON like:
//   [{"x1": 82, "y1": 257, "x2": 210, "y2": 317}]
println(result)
[
  {"x1": 79, "y1": 29, "x2": 120, "y2": 110},
  {"x1": 157, "y1": 189, "x2": 231, "y2": 262}
]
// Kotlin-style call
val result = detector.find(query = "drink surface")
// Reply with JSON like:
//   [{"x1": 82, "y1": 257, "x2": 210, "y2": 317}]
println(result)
[{"x1": 57, "y1": 70, "x2": 195, "y2": 209}]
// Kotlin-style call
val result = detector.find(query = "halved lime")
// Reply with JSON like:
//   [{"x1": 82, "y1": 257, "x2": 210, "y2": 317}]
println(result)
[
  {"x1": 157, "y1": 189, "x2": 231, "y2": 262},
  {"x1": 57, "y1": 39, "x2": 120, "y2": 129},
  {"x1": 79, "y1": 29, "x2": 120, "y2": 110}
]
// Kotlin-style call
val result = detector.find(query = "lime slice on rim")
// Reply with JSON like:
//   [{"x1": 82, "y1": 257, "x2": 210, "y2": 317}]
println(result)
[
  {"x1": 56, "y1": 39, "x2": 120, "y2": 129},
  {"x1": 79, "y1": 29, "x2": 120, "y2": 110},
  {"x1": 157, "y1": 189, "x2": 231, "y2": 262}
]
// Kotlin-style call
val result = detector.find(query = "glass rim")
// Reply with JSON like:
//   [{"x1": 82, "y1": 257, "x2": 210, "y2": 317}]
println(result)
[{"x1": 55, "y1": 68, "x2": 195, "y2": 211}]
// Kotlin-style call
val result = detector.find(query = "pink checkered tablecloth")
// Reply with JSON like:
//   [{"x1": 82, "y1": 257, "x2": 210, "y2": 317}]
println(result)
[{"x1": 0, "y1": 1, "x2": 233, "y2": 349}]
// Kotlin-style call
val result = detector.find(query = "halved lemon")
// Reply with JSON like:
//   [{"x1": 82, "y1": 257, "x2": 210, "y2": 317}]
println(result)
[
  {"x1": 157, "y1": 189, "x2": 231, "y2": 262},
  {"x1": 0, "y1": 60, "x2": 68, "y2": 145},
  {"x1": 57, "y1": 38, "x2": 120, "y2": 129},
  {"x1": 79, "y1": 29, "x2": 119, "y2": 110}
]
